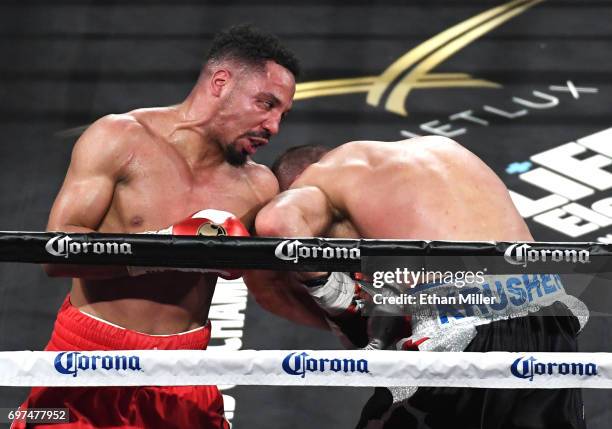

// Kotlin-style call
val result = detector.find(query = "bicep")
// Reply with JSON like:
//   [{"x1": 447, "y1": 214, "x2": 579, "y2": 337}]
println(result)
[
  {"x1": 47, "y1": 168, "x2": 116, "y2": 232},
  {"x1": 47, "y1": 118, "x2": 131, "y2": 231}
]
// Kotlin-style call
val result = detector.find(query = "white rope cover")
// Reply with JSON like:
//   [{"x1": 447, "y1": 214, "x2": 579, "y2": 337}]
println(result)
[{"x1": 1, "y1": 350, "x2": 610, "y2": 388}]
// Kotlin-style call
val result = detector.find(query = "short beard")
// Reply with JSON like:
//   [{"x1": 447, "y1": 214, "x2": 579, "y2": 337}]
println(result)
[{"x1": 224, "y1": 142, "x2": 248, "y2": 166}]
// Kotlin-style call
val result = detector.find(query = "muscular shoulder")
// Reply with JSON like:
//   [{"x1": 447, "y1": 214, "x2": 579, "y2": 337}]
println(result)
[
  {"x1": 71, "y1": 114, "x2": 148, "y2": 177},
  {"x1": 297, "y1": 137, "x2": 470, "y2": 205},
  {"x1": 292, "y1": 147, "x2": 370, "y2": 216},
  {"x1": 298, "y1": 140, "x2": 379, "y2": 188},
  {"x1": 83, "y1": 113, "x2": 149, "y2": 148},
  {"x1": 331, "y1": 137, "x2": 472, "y2": 177},
  {"x1": 341, "y1": 136, "x2": 461, "y2": 164},
  {"x1": 243, "y1": 161, "x2": 279, "y2": 203},
  {"x1": 400, "y1": 136, "x2": 497, "y2": 179},
  {"x1": 318, "y1": 141, "x2": 372, "y2": 166},
  {"x1": 77, "y1": 114, "x2": 147, "y2": 153}
]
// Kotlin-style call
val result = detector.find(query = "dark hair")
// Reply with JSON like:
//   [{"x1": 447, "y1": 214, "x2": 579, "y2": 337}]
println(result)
[
  {"x1": 206, "y1": 24, "x2": 300, "y2": 78},
  {"x1": 271, "y1": 144, "x2": 330, "y2": 191}
]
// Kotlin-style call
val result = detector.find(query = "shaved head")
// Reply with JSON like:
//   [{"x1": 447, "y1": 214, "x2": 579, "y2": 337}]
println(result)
[{"x1": 271, "y1": 144, "x2": 330, "y2": 191}]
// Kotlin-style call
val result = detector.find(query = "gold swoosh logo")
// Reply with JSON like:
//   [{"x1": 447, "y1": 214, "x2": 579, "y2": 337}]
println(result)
[
  {"x1": 295, "y1": 0, "x2": 544, "y2": 116},
  {"x1": 56, "y1": 1, "x2": 543, "y2": 139}
]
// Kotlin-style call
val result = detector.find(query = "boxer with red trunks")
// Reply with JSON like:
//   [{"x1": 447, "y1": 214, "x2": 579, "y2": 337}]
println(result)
[
  {"x1": 17, "y1": 296, "x2": 221, "y2": 429},
  {"x1": 13, "y1": 24, "x2": 302, "y2": 428}
]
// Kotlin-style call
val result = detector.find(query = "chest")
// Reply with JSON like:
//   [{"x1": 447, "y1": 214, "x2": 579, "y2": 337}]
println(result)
[{"x1": 109, "y1": 157, "x2": 259, "y2": 231}]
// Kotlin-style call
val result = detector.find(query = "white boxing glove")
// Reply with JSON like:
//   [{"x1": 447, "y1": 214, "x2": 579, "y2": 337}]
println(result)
[{"x1": 301, "y1": 272, "x2": 356, "y2": 315}]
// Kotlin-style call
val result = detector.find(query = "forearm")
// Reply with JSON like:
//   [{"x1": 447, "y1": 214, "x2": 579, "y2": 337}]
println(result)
[
  {"x1": 244, "y1": 268, "x2": 380, "y2": 349},
  {"x1": 249, "y1": 188, "x2": 340, "y2": 328},
  {"x1": 256, "y1": 204, "x2": 329, "y2": 281},
  {"x1": 244, "y1": 270, "x2": 330, "y2": 329},
  {"x1": 43, "y1": 263, "x2": 128, "y2": 279}
]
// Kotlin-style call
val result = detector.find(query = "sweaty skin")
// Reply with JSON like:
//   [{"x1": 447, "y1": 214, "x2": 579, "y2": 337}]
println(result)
[
  {"x1": 46, "y1": 60, "x2": 294, "y2": 335},
  {"x1": 258, "y1": 137, "x2": 533, "y2": 241},
  {"x1": 248, "y1": 136, "x2": 533, "y2": 324}
]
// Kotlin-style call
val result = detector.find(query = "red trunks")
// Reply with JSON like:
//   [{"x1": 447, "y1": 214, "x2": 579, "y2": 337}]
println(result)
[{"x1": 13, "y1": 295, "x2": 229, "y2": 429}]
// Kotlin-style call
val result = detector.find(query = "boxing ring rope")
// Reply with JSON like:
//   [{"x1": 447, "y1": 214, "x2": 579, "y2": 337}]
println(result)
[
  {"x1": 0, "y1": 231, "x2": 610, "y2": 271},
  {"x1": 0, "y1": 350, "x2": 610, "y2": 388},
  {"x1": 1, "y1": 231, "x2": 611, "y2": 389}
]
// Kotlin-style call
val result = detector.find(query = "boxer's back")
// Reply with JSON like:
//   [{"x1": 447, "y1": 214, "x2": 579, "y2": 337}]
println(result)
[{"x1": 298, "y1": 137, "x2": 533, "y2": 242}]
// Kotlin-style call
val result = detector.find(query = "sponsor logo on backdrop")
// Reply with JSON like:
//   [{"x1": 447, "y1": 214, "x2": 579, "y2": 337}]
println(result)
[
  {"x1": 59, "y1": 0, "x2": 550, "y2": 139},
  {"x1": 54, "y1": 352, "x2": 142, "y2": 377},
  {"x1": 282, "y1": 352, "x2": 369, "y2": 378},
  {"x1": 503, "y1": 243, "x2": 590, "y2": 267},
  {"x1": 291, "y1": 0, "x2": 604, "y2": 240},
  {"x1": 293, "y1": 0, "x2": 599, "y2": 147},
  {"x1": 507, "y1": 127, "x2": 612, "y2": 240},
  {"x1": 295, "y1": 0, "x2": 543, "y2": 117},
  {"x1": 511, "y1": 356, "x2": 597, "y2": 381},
  {"x1": 274, "y1": 239, "x2": 360, "y2": 263},
  {"x1": 290, "y1": 0, "x2": 604, "y2": 242},
  {"x1": 397, "y1": 81, "x2": 598, "y2": 139},
  {"x1": 45, "y1": 235, "x2": 132, "y2": 258}
]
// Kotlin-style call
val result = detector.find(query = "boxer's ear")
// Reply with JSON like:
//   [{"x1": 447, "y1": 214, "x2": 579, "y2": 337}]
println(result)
[{"x1": 210, "y1": 69, "x2": 231, "y2": 97}]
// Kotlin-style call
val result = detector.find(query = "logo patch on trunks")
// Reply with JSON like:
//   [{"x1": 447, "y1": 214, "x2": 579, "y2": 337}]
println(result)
[{"x1": 435, "y1": 274, "x2": 566, "y2": 324}]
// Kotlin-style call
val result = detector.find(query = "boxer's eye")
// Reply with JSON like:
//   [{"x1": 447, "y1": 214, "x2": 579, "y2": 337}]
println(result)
[{"x1": 258, "y1": 100, "x2": 273, "y2": 110}]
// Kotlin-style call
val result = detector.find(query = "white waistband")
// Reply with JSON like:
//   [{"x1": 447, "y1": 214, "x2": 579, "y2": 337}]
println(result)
[{"x1": 78, "y1": 308, "x2": 208, "y2": 337}]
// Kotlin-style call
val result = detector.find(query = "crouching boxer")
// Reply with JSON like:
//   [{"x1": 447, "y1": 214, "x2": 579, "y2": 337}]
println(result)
[
  {"x1": 14, "y1": 25, "x2": 300, "y2": 428},
  {"x1": 245, "y1": 138, "x2": 588, "y2": 429}
]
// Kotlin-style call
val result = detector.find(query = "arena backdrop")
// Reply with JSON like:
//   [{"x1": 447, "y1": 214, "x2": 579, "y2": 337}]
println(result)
[{"x1": 1, "y1": 0, "x2": 611, "y2": 427}]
